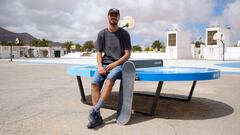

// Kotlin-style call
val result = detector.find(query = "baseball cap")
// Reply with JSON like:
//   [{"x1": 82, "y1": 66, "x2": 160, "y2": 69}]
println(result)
[{"x1": 108, "y1": 8, "x2": 120, "y2": 15}]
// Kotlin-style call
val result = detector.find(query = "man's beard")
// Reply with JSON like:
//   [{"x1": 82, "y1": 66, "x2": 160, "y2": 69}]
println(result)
[{"x1": 109, "y1": 19, "x2": 118, "y2": 26}]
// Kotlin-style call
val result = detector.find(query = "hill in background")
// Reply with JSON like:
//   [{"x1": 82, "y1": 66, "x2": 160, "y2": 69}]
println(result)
[{"x1": 0, "y1": 27, "x2": 63, "y2": 46}]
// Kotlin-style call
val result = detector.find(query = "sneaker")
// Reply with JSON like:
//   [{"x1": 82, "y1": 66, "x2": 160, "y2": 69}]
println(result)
[
  {"x1": 87, "y1": 109, "x2": 103, "y2": 129},
  {"x1": 87, "y1": 115, "x2": 103, "y2": 129},
  {"x1": 88, "y1": 108, "x2": 100, "y2": 123}
]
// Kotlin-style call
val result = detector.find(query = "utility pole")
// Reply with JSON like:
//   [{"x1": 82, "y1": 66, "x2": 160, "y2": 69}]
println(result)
[{"x1": 9, "y1": 41, "x2": 13, "y2": 62}]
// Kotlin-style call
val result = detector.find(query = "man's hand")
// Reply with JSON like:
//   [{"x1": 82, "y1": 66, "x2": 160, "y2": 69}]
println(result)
[
  {"x1": 105, "y1": 63, "x2": 116, "y2": 72},
  {"x1": 98, "y1": 66, "x2": 106, "y2": 75}
]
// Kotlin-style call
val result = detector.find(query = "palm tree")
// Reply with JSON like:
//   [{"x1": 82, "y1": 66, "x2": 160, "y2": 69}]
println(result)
[
  {"x1": 41, "y1": 38, "x2": 49, "y2": 47},
  {"x1": 31, "y1": 39, "x2": 41, "y2": 47},
  {"x1": 144, "y1": 47, "x2": 154, "y2": 52},
  {"x1": 0, "y1": 40, "x2": 8, "y2": 46},
  {"x1": 132, "y1": 45, "x2": 142, "y2": 52},
  {"x1": 17, "y1": 39, "x2": 24, "y2": 46},
  {"x1": 194, "y1": 38, "x2": 204, "y2": 48},
  {"x1": 75, "y1": 43, "x2": 83, "y2": 52},
  {"x1": 152, "y1": 40, "x2": 164, "y2": 51},
  {"x1": 63, "y1": 41, "x2": 73, "y2": 53},
  {"x1": 83, "y1": 40, "x2": 95, "y2": 52}
]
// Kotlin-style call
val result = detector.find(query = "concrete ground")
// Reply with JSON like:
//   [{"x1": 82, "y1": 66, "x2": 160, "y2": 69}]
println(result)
[{"x1": 0, "y1": 59, "x2": 240, "y2": 135}]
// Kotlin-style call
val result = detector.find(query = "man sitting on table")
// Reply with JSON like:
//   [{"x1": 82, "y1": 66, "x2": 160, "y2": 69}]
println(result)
[{"x1": 87, "y1": 8, "x2": 132, "y2": 129}]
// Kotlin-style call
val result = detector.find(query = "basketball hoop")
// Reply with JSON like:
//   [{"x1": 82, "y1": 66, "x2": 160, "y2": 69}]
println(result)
[
  {"x1": 213, "y1": 32, "x2": 224, "y2": 40},
  {"x1": 119, "y1": 16, "x2": 135, "y2": 29},
  {"x1": 213, "y1": 32, "x2": 225, "y2": 61}
]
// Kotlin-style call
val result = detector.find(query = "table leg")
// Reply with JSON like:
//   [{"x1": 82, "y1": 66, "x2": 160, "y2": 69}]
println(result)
[
  {"x1": 158, "y1": 81, "x2": 197, "y2": 101},
  {"x1": 134, "y1": 81, "x2": 164, "y2": 116},
  {"x1": 150, "y1": 81, "x2": 164, "y2": 115},
  {"x1": 187, "y1": 81, "x2": 197, "y2": 101},
  {"x1": 76, "y1": 76, "x2": 86, "y2": 102},
  {"x1": 134, "y1": 81, "x2": 197, "y2": 116}
]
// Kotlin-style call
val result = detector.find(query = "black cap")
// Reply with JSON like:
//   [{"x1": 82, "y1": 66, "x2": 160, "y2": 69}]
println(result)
[{"x1": 108, "y1": 8, "x2": 120, "y2": 15}]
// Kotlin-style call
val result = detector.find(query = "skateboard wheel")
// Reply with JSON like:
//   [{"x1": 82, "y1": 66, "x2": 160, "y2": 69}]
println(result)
[
  {"x1": 135, "y1": 75, "x2": 139, "y2": 80},
  {"x1": 131, "y1": 110, "x2": 134, "y2": 114}
]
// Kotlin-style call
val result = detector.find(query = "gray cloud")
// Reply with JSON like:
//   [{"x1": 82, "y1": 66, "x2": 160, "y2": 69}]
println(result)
[
  {"x1": 0, "y1": 0, "x2": 239, "y2": 45},
  {"x1": 209, "y1": 0, "x2": 240, "y2": 44}
]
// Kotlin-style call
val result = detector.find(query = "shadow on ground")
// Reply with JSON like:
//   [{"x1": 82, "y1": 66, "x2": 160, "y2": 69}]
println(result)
[{"x1": 84, "y1": 91, "x2": 233, "y2": 126}]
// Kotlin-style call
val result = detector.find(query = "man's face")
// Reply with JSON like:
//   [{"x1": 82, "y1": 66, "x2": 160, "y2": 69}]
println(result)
[{"x1": 108, "y1": 13, "x2": 120, "y2": 26}]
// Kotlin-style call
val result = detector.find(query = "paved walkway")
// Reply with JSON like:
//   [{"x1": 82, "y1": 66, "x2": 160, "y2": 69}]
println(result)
[{"x1": 0, "y1": 58, "x2": 240, "y2": 135}]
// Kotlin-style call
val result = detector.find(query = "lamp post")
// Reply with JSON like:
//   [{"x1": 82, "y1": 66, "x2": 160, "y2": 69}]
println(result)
[{"x1": 9, "y1": 38, "x2": 20, "y2": 62}]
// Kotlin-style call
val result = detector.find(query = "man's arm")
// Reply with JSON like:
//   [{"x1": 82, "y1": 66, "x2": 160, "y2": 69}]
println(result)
[
  {"x1": 105, "y1": 49, "x2": 131, "y2": 72},
  {"x1": 97, "y1": 52, "x2": 106, "y2": 75}
]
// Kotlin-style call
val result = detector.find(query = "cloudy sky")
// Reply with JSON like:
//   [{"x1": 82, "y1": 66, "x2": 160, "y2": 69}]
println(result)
[{"x1": 0, "y1": 0, "x2": 239, "y2": 45}]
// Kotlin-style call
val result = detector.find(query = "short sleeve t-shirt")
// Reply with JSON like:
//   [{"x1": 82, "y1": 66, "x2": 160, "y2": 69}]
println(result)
[{"x1": 95, "y1": 28, "x2": 131, "y2": 64}]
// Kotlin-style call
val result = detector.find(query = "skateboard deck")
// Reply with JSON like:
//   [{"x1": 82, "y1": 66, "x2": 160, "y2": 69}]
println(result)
[{"x1": 117, "y1": 61, "x2": 136, "y2": 125}]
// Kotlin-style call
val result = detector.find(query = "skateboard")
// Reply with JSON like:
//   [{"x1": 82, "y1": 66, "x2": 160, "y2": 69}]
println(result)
[{"x1": 116, "y1": 61, "x2": 136, "y2": 125}]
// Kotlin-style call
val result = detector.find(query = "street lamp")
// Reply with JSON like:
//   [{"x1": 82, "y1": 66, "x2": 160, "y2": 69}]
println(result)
[
  {"x1": 213, "y1": 32, "x2": 225, "y2": 61},
  {"x1": 15, "y1": 38, "x2": 20, "y2": 45},
  {"x1": 9, "y1": 38, "x2": 20, "y2": 62}
]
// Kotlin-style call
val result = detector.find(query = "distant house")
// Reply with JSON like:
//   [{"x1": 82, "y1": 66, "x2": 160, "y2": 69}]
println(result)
[
  {"x1": 0, "y1": 27, "x2": 65, "y2": 59},
  {"x1": 0, "y1": 45, "x2": 65, "y2": 58},
  {"x1": 202, "y1": 26, "x2": 231, "y2": 60},
  {"x1": 166, "y1": 30, "x2": 191, "y2": 59},
  {"x1": 0, "y1": 45, "x2": 20, "y2": 58}
]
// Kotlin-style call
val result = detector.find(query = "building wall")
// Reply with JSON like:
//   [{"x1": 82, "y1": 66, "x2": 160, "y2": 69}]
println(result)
[
  {"x1": 166, "y1": 31, "x2": 177, "y2": 59},
  {"x1": 50, "y1": 47, "x2": 65, "y2": 58},
  {"x1": 177, "y1": 31, "x2": 191, "y2": 59},
  {"x1": 191, "y1": 44, "x2": 202, "y2": 59},
  {"x1": 225, "y1": 47, "x2": 240, "y2": 60},
  {"x1": 166, "y1": 30, "x2": 191, "y2": 59},
  {"x1": 204, "y1": 26, "x2": 231, "y2": 60},
  {"x1": 0, "y1": 45, "x2": 65, "y2": 58},
  {"x1": 0, "y1": 46, "x2": 20, "y2": 58},
  {"x1": 203, "y1": 47, "x2": 221, "y2": 60}
]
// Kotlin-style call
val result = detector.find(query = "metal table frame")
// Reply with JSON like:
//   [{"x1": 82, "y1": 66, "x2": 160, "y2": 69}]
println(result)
[{"x1": 76, "y1": 75, "x2": 197, "y2": 116}]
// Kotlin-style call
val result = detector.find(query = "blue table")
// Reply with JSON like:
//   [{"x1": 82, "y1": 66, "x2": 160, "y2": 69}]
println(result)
[{"x1": 68, "y1": 64, "x2": 220, "y2": 115}]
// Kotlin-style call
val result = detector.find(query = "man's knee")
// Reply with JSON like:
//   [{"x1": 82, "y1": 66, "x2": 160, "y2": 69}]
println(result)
[
  {"x1": 91, "y1": 83, "x2": 101, "y2": 91},
  {"x1": 104, "y1": 79, "x2": 114, "y2": 87}
]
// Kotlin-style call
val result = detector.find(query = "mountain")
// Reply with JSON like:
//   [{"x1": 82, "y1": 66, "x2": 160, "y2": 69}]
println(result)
[
  {"x1": 0, "y1": 27, "x2": 63, "y2": 46},
  {"x1": 0, "y1": 27, "x2": 37, "y2": 44}
]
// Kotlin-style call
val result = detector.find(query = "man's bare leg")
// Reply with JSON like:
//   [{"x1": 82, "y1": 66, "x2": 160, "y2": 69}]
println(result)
[
  {"x1": 91, "y1": 79, "x2": 114, "y2": 107},
  {"x1": 100, "y1": 79, "x2": 114, "y2": 101},
  {"x1": 91, "y1": 84, "x2": 101, "y2": 106},
  {"x1": 88, "y1": 84, "x2": 103, "y2": 129},
  {"x1": 91, "y1": 79, "x2": 114, "y2": 113}
]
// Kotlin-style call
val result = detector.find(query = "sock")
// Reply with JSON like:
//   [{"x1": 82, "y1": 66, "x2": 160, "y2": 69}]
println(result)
[{"x1": 93, "y1": 98, "x2": 105, "y2": 113}]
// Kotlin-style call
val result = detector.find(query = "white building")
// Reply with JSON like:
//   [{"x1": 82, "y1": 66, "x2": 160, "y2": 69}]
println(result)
[
  {"x1": 203, "y1": 26, "x2": 230, "y2": 60},
  {"x1": 50, "y1": 46, "x2": 65, "y2": 58},
  {"x1": 166, "y1": 30, "x2": 191, "y2": 59},
  {"x1": 0, "y1": 46, "x2": 20, "y2": 58},
  {"x1": 0, "y1": 45, "x2": 65, "y2": 58}
]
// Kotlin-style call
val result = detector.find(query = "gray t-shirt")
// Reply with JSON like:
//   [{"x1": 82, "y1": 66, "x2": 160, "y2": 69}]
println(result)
[{"x1": 96, "y1": 28, "x2": 131, "y2": 64}]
